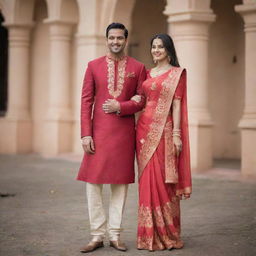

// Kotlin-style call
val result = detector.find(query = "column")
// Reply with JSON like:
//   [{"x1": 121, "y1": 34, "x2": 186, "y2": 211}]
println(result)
[
  {"x1": 72, "y1": 34, "x2": 105, "y2": 153},
  {"x1": 164, "y1": 0, "x2": 216, "y2": 172},
  {"x1": 0, "y1": 25, "x2": 32, "y2": 153},
  {"x1": 235, "y1": 1, "x2": 256, "y2": 177},
  {"x1": 43, "y1": 21, "x2": 73, "y2": 155}
]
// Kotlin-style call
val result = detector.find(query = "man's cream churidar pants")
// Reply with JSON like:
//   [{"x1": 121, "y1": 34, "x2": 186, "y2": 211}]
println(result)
[{"x1": 86, "y1": 183, "x2": 128, "y2": 242}]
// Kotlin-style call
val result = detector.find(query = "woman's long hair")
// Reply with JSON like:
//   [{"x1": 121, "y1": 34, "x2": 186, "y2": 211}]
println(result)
[{"x1": 150, "y1": 34, "x2": 180, "y2": 67}]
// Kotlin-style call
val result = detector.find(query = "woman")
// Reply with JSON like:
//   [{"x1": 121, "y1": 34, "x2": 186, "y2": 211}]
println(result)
[{"x1": 136, "y1": 34, "x2": 192, "y2": 251}]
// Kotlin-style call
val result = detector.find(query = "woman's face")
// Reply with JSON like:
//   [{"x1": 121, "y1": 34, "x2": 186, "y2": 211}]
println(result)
[{"x1": 151, "y1": 38, "x2": 168, "y2": 63}]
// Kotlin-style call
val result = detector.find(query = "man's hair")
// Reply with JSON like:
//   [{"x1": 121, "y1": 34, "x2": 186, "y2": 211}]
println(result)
[{"x1": 106, "y1": 23, "x2": 128, "y2": 39}]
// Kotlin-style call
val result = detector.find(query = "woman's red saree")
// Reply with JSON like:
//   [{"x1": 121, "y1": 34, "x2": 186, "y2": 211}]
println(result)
[{"x1": 136, "y1": 67, "x2": 192, "y2": 251}]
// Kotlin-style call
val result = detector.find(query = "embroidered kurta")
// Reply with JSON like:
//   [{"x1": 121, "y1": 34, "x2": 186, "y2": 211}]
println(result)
[
  {"x1": 77, "y1": 55, "x2": 146, "y2": 184},
  {"x1": 136, "y1": 67, "x2": 192, "y2": 251}
]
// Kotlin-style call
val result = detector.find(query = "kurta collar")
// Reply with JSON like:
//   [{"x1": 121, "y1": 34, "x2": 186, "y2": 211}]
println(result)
[{"x1": 106, "y1": 53, "x2": 127, "y2": 62}]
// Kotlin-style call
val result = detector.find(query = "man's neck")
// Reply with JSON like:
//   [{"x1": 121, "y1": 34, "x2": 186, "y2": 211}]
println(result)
[{"x1": 107, "y1": 52, "x2": 126, "y2": 61}]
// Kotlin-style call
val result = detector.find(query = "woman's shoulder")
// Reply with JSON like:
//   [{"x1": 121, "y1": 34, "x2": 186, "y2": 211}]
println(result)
[
  {"x1": 168, "y1": 67, "x2": 186, "y2": 79},
  {"x1": 171, "y1": 66, "x2": 185, "y2": 71},
  {"x1": 173, "y1": 66, "x2": 186, "y2": 73},
  {"x1": 146, "y1": 69, "x2": 152, "y2": 78}
]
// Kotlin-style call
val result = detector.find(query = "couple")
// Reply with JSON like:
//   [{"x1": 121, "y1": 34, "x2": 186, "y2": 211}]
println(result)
[{"x1": 77, "y1": 22, "x2": 192, "y2": 253}]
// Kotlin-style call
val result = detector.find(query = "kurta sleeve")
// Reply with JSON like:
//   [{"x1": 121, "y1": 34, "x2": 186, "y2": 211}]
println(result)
[
  {"x1": 119, "y1": 65, "x2": 146, "y2": 116},
  {"x1": 81, "y1": 62, "x2": 95, "y2": 138}
]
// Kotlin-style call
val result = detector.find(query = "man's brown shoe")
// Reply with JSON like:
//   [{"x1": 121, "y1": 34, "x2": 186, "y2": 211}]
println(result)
[
  {"x1": 80, "y1": 241, "x2": 104, "y2": 253},
  {"x1": 109, "y1": 240, "x2": 127, "y2": 251}
]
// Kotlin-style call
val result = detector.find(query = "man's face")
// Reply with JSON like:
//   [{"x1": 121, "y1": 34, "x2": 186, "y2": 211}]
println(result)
[{"x1": 107, "y1": 29, "x2": 127, "y2": 55}]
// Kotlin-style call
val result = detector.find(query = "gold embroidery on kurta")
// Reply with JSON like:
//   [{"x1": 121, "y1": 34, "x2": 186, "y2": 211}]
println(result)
[
  {"x1": 126, "y1": 71, "x2": 135, "y2": 78},
  {"x1": 106, "y1": 56, "x2": 127, "y2": 98},
  {"x1": 138, "y1": 68, "x2": 183, "y2": 178}
]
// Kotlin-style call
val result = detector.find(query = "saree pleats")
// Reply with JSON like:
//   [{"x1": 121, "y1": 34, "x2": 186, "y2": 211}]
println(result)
[{"x1": 137, "y1": 136, "x2": 184, "y2": 251}]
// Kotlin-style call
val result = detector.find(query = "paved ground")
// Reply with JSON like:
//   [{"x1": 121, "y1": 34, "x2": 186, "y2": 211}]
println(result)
[{"x1": 0, "y1": 154, "x2": 256, "y2": 256}]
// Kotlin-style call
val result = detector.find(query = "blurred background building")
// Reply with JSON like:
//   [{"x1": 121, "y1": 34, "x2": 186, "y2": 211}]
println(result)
[{"x1": 0, "y1": 0, "x2": 255, "y2": 177}]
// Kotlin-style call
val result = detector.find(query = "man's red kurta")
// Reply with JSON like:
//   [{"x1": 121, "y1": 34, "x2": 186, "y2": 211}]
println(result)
[{"x1": 77, "y1": 55, "x2": 146, "y2": 184}]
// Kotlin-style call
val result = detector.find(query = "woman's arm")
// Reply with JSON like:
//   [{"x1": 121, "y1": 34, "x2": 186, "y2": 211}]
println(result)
[{"x1": 172, "y1": 99, "x2": 182, "y2": 156}]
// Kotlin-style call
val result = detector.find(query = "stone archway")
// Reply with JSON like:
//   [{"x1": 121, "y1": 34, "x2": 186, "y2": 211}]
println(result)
[
  {"x1": 209, "y1": 0, "x2": 244, "y2": 169},
  {"x1": 129, "y1": 0, "x2": 167, "y2": 68},
  {"x1": 0, "y1": 0, "x2": 81, "y2": 154},
  {"x1": 42, "y1": 0, "x2": 79, "y2": 155},
  {"x1": 103, "y1": 0, "x2": 167, "y2": 68},
  {"x1": 0, "y1": 0, "x2": 35, "y2": 154}
]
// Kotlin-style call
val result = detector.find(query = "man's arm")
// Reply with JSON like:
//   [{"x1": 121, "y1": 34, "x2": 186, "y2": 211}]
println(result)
[
  {"x1": 102, "y1": 65, "x2": 146, "y2": 115},
  {"x1": 81, "y1": 62, "x2": 94, "y2": 137},
  {"x1": 81, "y1": 62, "x2": 95, "y2": 154},
  {"x1": 118, "y1": 65, "x2": 146, "y2": 116}
]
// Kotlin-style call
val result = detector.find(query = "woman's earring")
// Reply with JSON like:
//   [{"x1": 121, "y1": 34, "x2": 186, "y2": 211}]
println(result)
[{"x1": 168, "y1": 56, "x2": 171, "y2": 63}]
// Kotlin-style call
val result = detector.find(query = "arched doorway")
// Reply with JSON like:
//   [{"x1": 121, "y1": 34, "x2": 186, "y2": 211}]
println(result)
[
  {"x1": 129, "y1": 0, "x2": 167, "y2": 68},
  {"x1": 31, "y1": 0, "x2": 79, "y2": 154},
  {"x1": 0, "y1": 12, "x2": 8, "y2": 117},
  {"x1": 209, "y1": 0, "x2": 244, "y2": 170}
]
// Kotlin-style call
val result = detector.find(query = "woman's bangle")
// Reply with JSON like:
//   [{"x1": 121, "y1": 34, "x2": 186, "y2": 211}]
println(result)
[
  {"x1": 172, "y1": 129, "x2": 181, "y2": 137},
  {"x1": 172, "y1": 133, "x2": 181, "y2": 137}
]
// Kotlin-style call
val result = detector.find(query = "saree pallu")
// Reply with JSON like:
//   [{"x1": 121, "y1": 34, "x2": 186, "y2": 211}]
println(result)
[{"x1": 136, "y1": 67, "x2": 192, "y2": 251}]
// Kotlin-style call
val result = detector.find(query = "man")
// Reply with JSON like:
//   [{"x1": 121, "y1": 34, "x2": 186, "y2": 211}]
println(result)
[{"x1": 77, "y1": 23, "x2": 146, "y2": 253}]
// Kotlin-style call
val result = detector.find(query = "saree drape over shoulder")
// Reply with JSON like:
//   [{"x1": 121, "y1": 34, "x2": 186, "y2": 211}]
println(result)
[{"x1": 136, "y1": 67, "x2": 192, "y2": 251}]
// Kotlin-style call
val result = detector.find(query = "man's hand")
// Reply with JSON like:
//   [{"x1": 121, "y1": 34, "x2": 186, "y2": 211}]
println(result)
[
  {"x1": 81, "y1": 136, "x2": 95, "y2": 154},
  {"x1": 102, "y1": 99, "x2": 120, "y2": 114}
]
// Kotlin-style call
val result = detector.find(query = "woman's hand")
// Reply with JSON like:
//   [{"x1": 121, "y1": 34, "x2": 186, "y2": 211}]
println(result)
[
  {"x1": 173, "y1": 135, "x2": 182, "y2": 156},
  {"x1": 183, "y1": 193, "x2": 191, "y2": 199},
  {"x1": 131, "y1": 95, "x2": 141, "y2": 103},
  {"x1": 177, "y1": 192, "x2": 191, "y2": 200}
]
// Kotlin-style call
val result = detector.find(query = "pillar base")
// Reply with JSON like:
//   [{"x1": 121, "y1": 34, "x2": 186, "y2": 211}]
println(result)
[
  {"x1": 240, "y1": 129, "x2": 256, "y2": 177},
  {"x1": 189, "y1": 122, "x2": 213, "y2": 173},
  {"x1": 43, "y1": 120, "x2": 73, "y2": 155},
  {"x1": 0, "y1": 118, "x2": 32, "y2": 153},
  {"x1": 239, "y1": 117, "x2": 256, "y2": 177}
]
